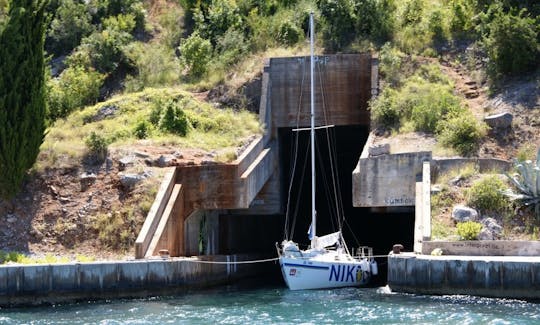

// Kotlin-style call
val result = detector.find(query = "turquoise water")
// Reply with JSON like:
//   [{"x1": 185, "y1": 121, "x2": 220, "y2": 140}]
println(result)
[{"x1": 1, "y1": 284, "x2": 539, "y2": 324}]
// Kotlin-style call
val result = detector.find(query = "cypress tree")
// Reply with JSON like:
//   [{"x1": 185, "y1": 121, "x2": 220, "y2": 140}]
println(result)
[{"x1": 0, "y1": 0, "x2": 48, "y2": 199}]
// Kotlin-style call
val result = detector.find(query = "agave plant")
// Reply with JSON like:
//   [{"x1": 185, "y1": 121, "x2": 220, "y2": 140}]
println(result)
[{"x1": 503, "y1": 148, "x2": 540, "y2": 219}]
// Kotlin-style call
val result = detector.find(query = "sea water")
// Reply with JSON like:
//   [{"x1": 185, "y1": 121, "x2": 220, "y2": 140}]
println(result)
[{"x1": 1, "y1": 284, "x2": 539, "y2": 324}]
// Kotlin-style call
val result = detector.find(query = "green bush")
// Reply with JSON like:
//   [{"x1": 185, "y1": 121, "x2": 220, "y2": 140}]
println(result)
[
  {"x1": 369, "y1": 87, "x2": 400, "y2": 128},
  {"x1": 78, "y1": 27, "x2": 133, "y2": 73},
  {"x1": 456, "y1": 221, "x2": 483, "y2": 240},
  {"x1": 466, "y1": 175, "x2": 509, "y2": 213},
  {"x1": 123, "y1": 43, "x2": 181, "y2": 92},
  {"x1": 408, "y1": 82, "x2": 462, "y2": 132},
  {"x1": 149, "y1": 100, "x2": 163, "y2": 126},
  {"x1": 437, "y1": 110, "x2": 487, "y2": 156},
  {"x1": 379, "y1": 43, "x2": 404, "y2": 87},
  {"x1": 159, "y1": 100, "x2": 190, "y2": 136},
  {"x1": 47, "y1": 0, "x2": 94, "y2": 55},
  {"x1": 47, "y1": 66, "x2": 105, "y2": 121},
  {"x1": 276, "y1": 20, "x2": 302, "y2": 46},
  {"x1": 133, "y1": 119, "x2": 151, "y2": 139},
  {"x1": 215, "y1": 28, "x2": 250, "y2": 66},
  {"x1": 449, "y1": 0, "x2": 474, "y2": 38},
  {"x1": 369, "y1": 67, "x2": 463, "y2": 132},
  {"x1": 354, "y1": 0, "x2": 396, "y2": 42},
  {"x1": 401, "y1": 0, "x2": 424, "y2": 26},
  {"x1": 157, "y1": 4, "x2": 185, "y2": 48},
  {"x1": 193, "y1": 0, "x2": 243, "y2": 45},
  {"x1": 85, "y1": 131, "x2": 109, "y2": 161},
  {"x1": 416, "y1": 63, "x2": 453, "y2": 85},
  {"x1": 318, "y1": 0, "x2": 357, "y2": 51},
  {"x1": 376, "y1": 0, "x2": 398, "y2": 42},
  {"x1": 178, "y1": 32, "x2": 212, "y2": 77},
  {"x1": 398, "y1": 77, "x2": 461, "y2": 132},
  {"x1": 482, "y1": 6, "x2": 539, "y2": 79},
  {"x1": 102, "y1": 13, "x2": 136, "y2": 33},
  {"x1": 93, "y1": 209, "x2": 142, "y2": 250},
  {"x1": 92, "y1": 0, "x2": 146, "y2": 32},
  {"x1": 427, "y1": 8, "x2": 449, "y2": 44}
]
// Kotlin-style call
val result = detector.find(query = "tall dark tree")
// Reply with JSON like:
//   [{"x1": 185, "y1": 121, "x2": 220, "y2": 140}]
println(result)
[{"x1": 0, "y1": 0, "x2": 48, "y2": 199}]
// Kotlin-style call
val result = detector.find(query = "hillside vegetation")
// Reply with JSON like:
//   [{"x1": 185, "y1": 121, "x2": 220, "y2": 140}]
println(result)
[{"x1": 0, "y1": 0, "x2": 538, "y2": 259}]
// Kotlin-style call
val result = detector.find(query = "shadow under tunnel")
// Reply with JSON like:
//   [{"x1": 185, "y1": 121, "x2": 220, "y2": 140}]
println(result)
[
  {"x1": 278, "y1": 125, "x2": 414, "y2": 286},
  {"x1": 219, "y1": 125, "x2": 414, "y2": 286}
]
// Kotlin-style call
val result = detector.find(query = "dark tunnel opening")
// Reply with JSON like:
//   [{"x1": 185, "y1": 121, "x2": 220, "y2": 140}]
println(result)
[
  {"x1": 218, "y1": 125, "x2": 415, "y2": 286},
  {"x1": 277, "y1": 125, "x2": 415, "y2": 286}
]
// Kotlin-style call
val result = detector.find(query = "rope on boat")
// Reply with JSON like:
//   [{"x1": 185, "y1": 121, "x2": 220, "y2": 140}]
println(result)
[
  {"x1": 181, "y1": 257, "x2": 280, "y2": 265},
  {"x1": 162, "y1": 255, "x2": 392, "y2": 265}
]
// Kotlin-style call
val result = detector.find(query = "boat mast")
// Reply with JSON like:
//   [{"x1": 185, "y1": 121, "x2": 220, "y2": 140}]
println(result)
[{"x1": 309, "y1": 12, "x2": 316, "y2": 248}]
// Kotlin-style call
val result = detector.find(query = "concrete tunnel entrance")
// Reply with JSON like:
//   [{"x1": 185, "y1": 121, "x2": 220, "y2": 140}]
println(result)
[
  {"x1": 214, "y1": 54, "x2": 414, "y2": 286},
  {"x1": 278, "y1": 124, "x2": 414, "y2": 286},
  {"x1": 217, "y1": 125, "x2": 414, "y2": 286}
]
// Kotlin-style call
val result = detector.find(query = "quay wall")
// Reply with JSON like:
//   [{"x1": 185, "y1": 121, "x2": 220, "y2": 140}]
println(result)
[
  {"x1": 388, "y1": 253, "x2": 540, "y2": 299},
  {"x1": 0, "y1": 255, "x2": 275, "y2": 307}
]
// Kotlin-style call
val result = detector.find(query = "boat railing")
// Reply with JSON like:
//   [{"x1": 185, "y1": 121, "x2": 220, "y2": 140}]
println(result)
[{"x1": 353, "y1": 246, "x2": 374, "y2": 260}]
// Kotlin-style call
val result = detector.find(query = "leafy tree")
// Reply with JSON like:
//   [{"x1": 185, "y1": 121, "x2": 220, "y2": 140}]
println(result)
[
  {"x1": 318, "y1": 0, "x2": 356, "y2": 51},
  {"x1": 159, "y1": 100, "x2": 190, "y2": 136},
  {"x1": 276, "y1": 20, "x2": 302, "y2": 46},
  {"x1": 483, "y1": 7, "x2": 539, "y2": 78},
  {"x1": 46, "y1": 0, "x2": 94, "y2": 55},
  {"x1": 0, "y1": 0, "x2": 9, "y2": 31},
  {"x1": 77, "y1": 27, "x2": 133, "y2": 73},
  {"x1": 178, "y1": 32, "x2": 212, "y2": 77},
  {"x1": 47, "y1": 66, "x2": 105, "y2": 121},
  {"x1": 0, "y1": 0, "x2": 48, "y2": 198},
  {"x1": 215, "y1": 27, "x2": 250, "y2": 65},
  {"x1": 193, "y1": 0, "x2": 243, "y2": 46}
]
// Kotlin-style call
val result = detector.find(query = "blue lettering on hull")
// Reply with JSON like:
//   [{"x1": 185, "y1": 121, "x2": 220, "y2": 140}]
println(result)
[{"x1": 329, "y1": 265, "x2": 362, "y2": 283}]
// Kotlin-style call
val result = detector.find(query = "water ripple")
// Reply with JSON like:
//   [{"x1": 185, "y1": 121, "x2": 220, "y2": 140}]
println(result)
[{"x1": 0, "y1": 286, "x2": 539, "y2": 324}]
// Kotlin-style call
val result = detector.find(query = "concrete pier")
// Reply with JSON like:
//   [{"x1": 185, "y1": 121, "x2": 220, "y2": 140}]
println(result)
[
  {"x1": 0, "y1": 255, "x2": 276, "y2": 307},
  {"x1": 388, "y1": 253, "x2": 540, "y2": 299}
]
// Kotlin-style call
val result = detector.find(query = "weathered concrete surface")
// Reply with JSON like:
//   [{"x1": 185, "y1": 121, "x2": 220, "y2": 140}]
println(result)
[
  {"x1": 388, "y1": 253, "x2": 540, "y2": 299},
  {"x1": 269, "y1": 54, "x2": 372, "y2": 129},
  {"x1": 432, "y1": 158, "x2": 510, "y2": 178},
  {"x1": 136, "y1": 54, "x2": 375, "y2": 259},
  {"x1": 173, "y1": 139, "x2": 276, "y2": 211},
  {"x1": 135, "y1": 138, "x2": 276, "y2": 258},
  {"x1": 422, "y1": 240, "x2": 540, "y2": 256},
  {"x1": 135, "y1": 167, "x2": 177, "y2": 259},
  {"x1": 353, "y1": 147, "x2": 431, "y2": 207},
  {"x1": 148, "y1": 184, "x2": 184, "y2": 257},
  {"x1": 414, "y1": 162, "x2": 431, "y2": 253},
  {"x1": 184, "y1": 210, "x2": 220, "y2": 256},
  {"x1": 0, "y1": 255, "x2": 275, "y2": 307}
]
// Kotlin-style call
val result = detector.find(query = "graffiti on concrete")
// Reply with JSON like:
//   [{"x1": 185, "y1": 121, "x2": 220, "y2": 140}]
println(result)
[{"x1": 384, "y1": 196, "x2": 414, "y2": 206}]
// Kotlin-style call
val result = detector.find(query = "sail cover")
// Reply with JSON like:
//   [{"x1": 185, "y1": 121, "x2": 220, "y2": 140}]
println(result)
[{"x1": 314, "y1": 231, "x2": 341, "y2": 250}]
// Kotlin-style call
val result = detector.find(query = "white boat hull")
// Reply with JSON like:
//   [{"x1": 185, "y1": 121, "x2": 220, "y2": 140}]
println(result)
[{"x1": 279, "y1": 254, "x2": 372, "y2": 290}]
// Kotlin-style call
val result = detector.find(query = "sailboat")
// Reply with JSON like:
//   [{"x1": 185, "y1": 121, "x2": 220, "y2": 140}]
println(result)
[{"x1": 276, "y1": 13, "x2": 377, "y2": 291}]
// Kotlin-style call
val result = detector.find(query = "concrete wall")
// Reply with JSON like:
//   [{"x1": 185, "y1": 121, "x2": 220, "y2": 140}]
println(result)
[
  {"x1": 149, "y1": 184, "x2": 185, "y2": 257},
  {"x1": 422, "y1": 240, "x2": 540, "y2": 256},
  {"x1": 135, "y1": 167, "x2": 177, "y2": 258},
  {"x1": 353, "y1": 151, "x2": 432, "y2": 207},
  {"x1": 0, "y1": 255, "x2": 275, "y2": 307},
  {"x1": 388, "y1": 253, "x2": 540, "y2": 299},
  {"x1": 184, "y1": 210, "x2": 220, "y2": 257},
  {"x1": 269, "y1": 54, "x2": 372, "y2": 129},
  {"x1": 432, "y1": 158, "x2": 511, "y2": 179}
]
